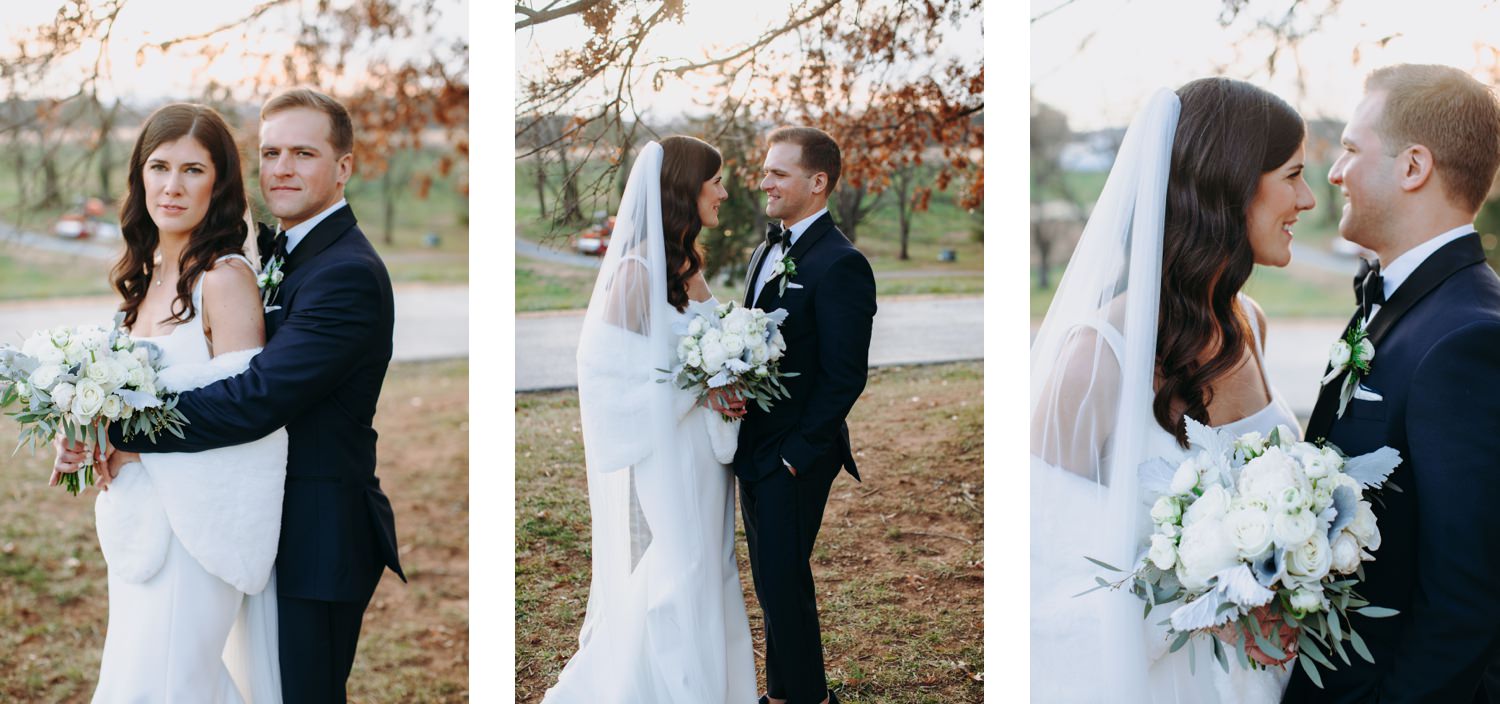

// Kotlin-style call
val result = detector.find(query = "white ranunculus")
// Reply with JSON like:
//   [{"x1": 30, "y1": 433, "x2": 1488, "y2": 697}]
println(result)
[
  {"x1": 1176, "y1": 518, "x2": 1239, "y2": 591},
  {"x1": 1288, "y1": 587, "x2": 1326, "y2": 615},
  {"x1": 723, "y1": 309, "x2": 752, "y2": 335},
  {"x1": 1149, "y1": 533, "x2": 1177, "y2": 570},
  {"x1": 770, "y1": 329, "x2": 786, "y2": 353},
  {"x1": 28, "y1": 364, "x2": 62, "y2": 391},
  {"x1": 100, "y1": 394, "x2": 123, "y2": 421},
  {"x1": 49, "y1": 326, "x2": 72, "y2": 348},
  {"x1": 701, "y1": 342, "x2": 729, "y2": 372},
  {"x1": 1276, "y1": 485, "x2": 1308, "y2": 513},
  {"x1": 1150, "y1": 496, "x2": 1183, "y2": 525},
  {"x1": 754, "y1": 364, "x2": 768, "y2": 376},
  {"x1": 71, "y1": 380, "x2": 106, "y2": 419},
  {"x1": 1356, "y1": 339, "x2": 1375, "y2": 364},
  {"x1": 1319, "y1": 447, "x2": 1345, "y2": 473},
  {"x1": 1224, "y1": 507, "x2": 1275, "y2": 559},
  {"x1": 1328, "y1": 339, "x2": 1352, "y2": 367},
  {"x1": 133, "y1": 347, "x2": 152, "y2": 366},
  {"x1": 686, "y1": 350, "x2": 703, "y2": 369},
  {"x1": 51, "y1": 382, "x2": 75, "y2": 410},
  {"x1": 1160, "y1": 522, "x2": 1179, "y2": 539},
  {"x1": 1234, "y1": 431, "x2": 1265, "y2": 459},
  {"x1": 1310, "y1": 484, "x2": 1335, "y2": 513},
  {"x1": 1273, "y1": 509, "x2": 1318, "y2": 546},
  {"x1": 1170, "y1": 458, "x2": 1200, "y2": 495},
  {"x1": 688, "y1": 317, "x2": 706, "y2": 336},
  {"x1": 1330, "y1": 532, "x2": 1361, "y2": 574},
  {"x1": 1348, "y1": 501, "x2": 1380, "y2": 550},
  {"x1": 1184, "y1": 485, "x2": 1232, "y2": 526},
  {"x1": 1286, "y1": 532, "x2": 1333, "y2": 582}
]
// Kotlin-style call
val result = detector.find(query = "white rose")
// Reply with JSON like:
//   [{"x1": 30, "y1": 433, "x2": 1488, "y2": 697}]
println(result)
[
  {"x1": 133, "y1": 347, "x2": 152, "y2": 366},
  {"x1": 1328, "y1": 339, "x2": 1352, "y2": 367},
  {"x1": 1150, "y1": 496, "x2": 1183, "y2": 525},
  {"x1": 1288, "y1": 587, "x2": 1326, "y2": 615},
  {"x1": 1224, "y1": 507, "x2": 1275, "y2": 559},
  {"x1": 21, "y1": 332, "x2": 50, "y2": 358},
  {"x1": 1184, "y1": 485, "x2": 1232, "y2": 526},
  {"x1": 721, "y1": 332, "x2": 746, "y2": 357},
  {"x1": 755, "y1": 364, "x2": 768, "y2": 376},
  {"x1": 688, "y1": 317, "x2": 706, "y2": 336},
  {"x1": 1176, "y1": 518, "x2": 1239, "y2": 591},
  {"x1": 1170, "y1": 458, "x2": 1200, "y2": 495},
  {"x1": 126, "y1": 366, "x2": 146, "y2": 387},
  {"x1": 28, "y1": 364, "x2": 62, "y2": 391},
  {"x1": 100, "y1": 394, "x2": 123, "y2": 421},
  {"x1": 1356, "y1": 339, "x2": 1375, "y2": 364},
  {"x1": 71, "y1": 380, "x2": 106, "y2": 420},
  {"x1": 112, "y1": 332, "x2": 132, "y2": 351},
  {"x1": 770, "y1": 329, "x2": 786, "y2": 353},
  {"x1": 686, "y1": 349, "x2": 703, "y2": 369},
  {"x1": 1160, "y1": 522, "x2": 1180, "y2": 539},
  {"x1": 701, "y1": 342, "x2": 729, "y2": 372},
  {"x1": 85, "y1": 360, "x2": 110, "y2": 384},
  {"x1": 1238, "y1": 447, "x2": 1308, "y2": 502},
  {"x1": 51, "y1": 382, "x2": 75, "y2": 410},
  {"x1": 1286, "y1": 532, "x2": 1333, "y2": 582},
  {"x1": 49, "y1": 326, "x2": 72, "y2": 348},
  {"x1": 701, "y1": 329, "x2": 722, "y2": 347},
  {"x1": 1289, "y1": 444, "x2": 1332, "y2": 480},
  {"x1": 1273, "y1": 509, "x2": 1318, "y2": 546},
  {"x1": 15, "y1": 382, "x2": 29, "y2": 401},
  {"x1": 1234, "y1": 431, "x2": 1265, "y2": 459},
  {"x1": 1330, "y1": 532, "x2": 1361, "y2": 574},
  {"x1": 1348, "y1": 501, "x2": 1380, "y2": 550},
  {"x1": 1149, "y1": 533, "x2": 1177, "y2": 570}
]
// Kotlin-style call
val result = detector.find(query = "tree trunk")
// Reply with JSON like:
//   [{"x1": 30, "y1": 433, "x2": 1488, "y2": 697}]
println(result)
[
  {"x1": 1032, "y1": 222, "x2": 1052, "y2": 290},
  {"x1": 557, "y1": 146, "x2": 584, "y2": 224},
  {"x1": 382, "y1": 167, "x2": 397, "y2": 246},
  {"x1": 41, "y1": 147, "x2": 61, "y2": 208},
  {"x1": 534, "y1": 158, "x2": 548, "y2": 218}
]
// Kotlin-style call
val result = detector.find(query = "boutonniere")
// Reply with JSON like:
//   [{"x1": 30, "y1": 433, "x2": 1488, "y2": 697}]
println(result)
[
  {"x1": 1321, "y1": 319, "x2": 1376, "y2": 418},
  {"x1": 257, "y1": 256, "x2": 285, "y2": 313},
  {"x1": 772, "y1": 254, "x2": 798, "y2": 296}
]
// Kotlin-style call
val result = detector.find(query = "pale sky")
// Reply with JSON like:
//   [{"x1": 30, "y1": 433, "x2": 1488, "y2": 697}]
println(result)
[
  {"x1": 3, "y1": 0, "x2": 467, "y2": 103},
  {"x1": 1032, "y1": 0, "x2": 1500, "y2": 130},
  {"x1": 514, "y1": 0, "x2": 984, "y2": 120}
]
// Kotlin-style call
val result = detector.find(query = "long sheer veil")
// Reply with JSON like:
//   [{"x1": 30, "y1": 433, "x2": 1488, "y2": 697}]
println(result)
[{"x1": 1030, "y1": 88, "x2": 1181, "y2": 700}]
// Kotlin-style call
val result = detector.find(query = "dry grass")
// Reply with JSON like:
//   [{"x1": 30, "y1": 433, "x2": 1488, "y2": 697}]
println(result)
[
  {"x1": 0, "y1": 359, "x2": 469, "y2": 702},
  {"x1": 515, "y1": 361, "x2": 984, "y2": 703}
]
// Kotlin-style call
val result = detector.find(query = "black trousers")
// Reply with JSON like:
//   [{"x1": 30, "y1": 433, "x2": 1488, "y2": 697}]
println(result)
[
  {"x1": 278, "y1": 585, "x2": 378, "y2": 704},
  {"x1": 741, "y1": 462, "x2": 838, "y2": 704}
]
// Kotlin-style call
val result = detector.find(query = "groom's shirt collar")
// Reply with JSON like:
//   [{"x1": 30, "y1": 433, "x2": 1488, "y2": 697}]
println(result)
[
  {"x1": 1379, "y1": 223, "x2": 1475, "y2": 301},
  {"x1": 281, "y1": 198, "x2": 348, "y2": 253},
  {"x1": 779, "y1": 207, "x2": 828, "y2": 249}
]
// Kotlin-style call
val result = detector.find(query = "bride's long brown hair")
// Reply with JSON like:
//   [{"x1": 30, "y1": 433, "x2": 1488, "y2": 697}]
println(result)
[
  {"x1": 1155, "y1": 78, "x2": 1305, "y2": 447},
  {"x1": 658, "y1": 135, "x2": 721, "y2": 312},
  {"x1": 112, "y1": 103, "x2": 249, "y2": 330}
]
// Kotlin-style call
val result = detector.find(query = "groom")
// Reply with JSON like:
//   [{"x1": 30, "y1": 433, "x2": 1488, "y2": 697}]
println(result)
[
  {"x1": 734, "y1": 126, "x2": 876, "y2": 704},
  {"x1": 1284, "y1": 64, "x2": 1500, "y2": 702},
  {"x1": 98, "y1": 89, "x2": 403, "y2": 703}
]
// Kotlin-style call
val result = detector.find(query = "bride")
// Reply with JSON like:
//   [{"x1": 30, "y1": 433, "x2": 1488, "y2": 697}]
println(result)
[
  {"x1": 1030, "y1": 78, "x2": 1315, "y2": 702},
  {"x1": 542, "y1": 136, "x2": 757, "y2": 702},
  {"x1": 54, "y1": 103, "x2": 286, "y2": 702}
]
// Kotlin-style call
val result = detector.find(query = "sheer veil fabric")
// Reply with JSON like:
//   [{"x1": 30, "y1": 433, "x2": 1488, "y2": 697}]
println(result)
[
  {"x1": 548, "y1": 141, "x2": 755, "y2": 702},
  {"x1": 1030, "y1": 89, "x2": 1181, "y2": 701}
]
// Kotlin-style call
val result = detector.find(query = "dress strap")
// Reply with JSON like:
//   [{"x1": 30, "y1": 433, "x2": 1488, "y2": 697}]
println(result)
[{"x1": 192, "y1": 254, "x2": 259, "y2": 309}]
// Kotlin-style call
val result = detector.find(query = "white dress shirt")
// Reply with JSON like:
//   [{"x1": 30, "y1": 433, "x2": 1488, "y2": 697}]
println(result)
[
  {"x1": 281, "y1": 198, "x2": 348, "y2": 253},
  {"x1": 752, "y1": 207, "x2": 827, "y2": 304},
  {"x1": 1365, "y1": 223, "x2": 1474, "y2": 325}
]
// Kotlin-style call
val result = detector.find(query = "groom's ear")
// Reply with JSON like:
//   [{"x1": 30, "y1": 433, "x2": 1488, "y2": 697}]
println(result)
[
  {"x1": 810, "y1": 171, "x2": 829, "y2": 196},
  {"x1": 336, "y1": 152, "x2": 354, "y2": 189},
  {"x1": 1397, "y1": 145, "x2": 1435, "y2": 193}
]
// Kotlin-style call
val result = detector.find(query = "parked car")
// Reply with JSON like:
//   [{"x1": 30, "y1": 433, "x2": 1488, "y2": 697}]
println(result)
[
  {"x1": 52, "y1": 197, "x2": 119, "y2": 240},
  {"x1": 574, "y1": 213, "x2": 615, "y2": 256}
]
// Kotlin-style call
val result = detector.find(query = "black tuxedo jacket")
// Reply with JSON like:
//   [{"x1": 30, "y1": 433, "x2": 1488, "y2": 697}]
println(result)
[
  {"x1": 732, "y1": 212, "x2": 876, "y2": 483},
  {"x1": 1285, "y1": 234, "x2": 1500, "y2": 703},
  {"x1": 111, "y1": 205, "x2": 404, "y2": 603}
]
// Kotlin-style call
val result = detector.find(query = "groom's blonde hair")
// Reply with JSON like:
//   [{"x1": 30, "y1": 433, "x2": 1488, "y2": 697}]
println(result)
[{"x1": 1366, "y1": 64, "x2": 1500, "y2": 213}]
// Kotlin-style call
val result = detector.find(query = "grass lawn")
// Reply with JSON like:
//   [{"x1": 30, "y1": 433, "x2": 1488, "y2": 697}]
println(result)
[
  {"x1": 515, "y1": 361, "x2": 984, "y2": 703},
  {"x1": 0, "y1": 249, "x2": 113, "y2": 301},
  {"x1": 0, "y1": 359, "x2": 469, "y2": 702}
]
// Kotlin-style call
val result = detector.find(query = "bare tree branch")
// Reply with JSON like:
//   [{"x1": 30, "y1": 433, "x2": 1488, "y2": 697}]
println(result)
[{"x1": 515, "y1": 0, "x2": 608, "y2": 30}]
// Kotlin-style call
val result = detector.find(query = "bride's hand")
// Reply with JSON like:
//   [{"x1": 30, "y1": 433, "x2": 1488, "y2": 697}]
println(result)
[
  {"x1": 706, "y1": 386, "x2": 747, "y2": 418},
  {"x1": 51, "y1": 436, "x2": 89, "y2": 487}
]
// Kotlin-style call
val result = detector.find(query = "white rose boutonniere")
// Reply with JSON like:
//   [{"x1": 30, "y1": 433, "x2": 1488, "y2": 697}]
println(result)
[
  {"x1": 258, "y1": 256, "x2": 286, "y2": 313},
  {"x1": 772, "y1": 254, "x2": 798, "y2": 296},
  {"x1": 1321, "y1": 319, "x2": 1375, "y2": 418}
]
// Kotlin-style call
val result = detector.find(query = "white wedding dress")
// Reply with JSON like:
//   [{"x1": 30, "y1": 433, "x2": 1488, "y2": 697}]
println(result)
[
  {"x1": 92, "y1": 254, "x2": 287, "y2": 703},
  {"x1": 546, "y1": 296, "x2": 757, "y2": 703},
  {"x1": 1031, "y1": 296, "x2": 1299, "y2": 703}
]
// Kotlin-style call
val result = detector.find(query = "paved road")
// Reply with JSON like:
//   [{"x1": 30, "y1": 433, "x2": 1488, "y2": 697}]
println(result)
[
  {"x1": 517, "y1": 295, "x2": 984, "y2": 392},
  {"x1": 0, "y1": 223, "x2": 117, "y2": 260},
  {"x1": 0, "y1": 284, "x2": 468, "y2": 362}
]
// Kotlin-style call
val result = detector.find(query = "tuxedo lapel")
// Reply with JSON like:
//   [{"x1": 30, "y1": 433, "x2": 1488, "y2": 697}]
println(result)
[
  {"x1": 753, "y1": 213, "x2": 837, "y2": 307},
  {"x1": 284, "y1": 205, "x2": 358, "y2": 274},
  {"x1": 745, "y1": 241, "x2": 770, "y2": 307},
  {"x1": 1304, "y1": 233, "x2": 1485, "y2": 440}
]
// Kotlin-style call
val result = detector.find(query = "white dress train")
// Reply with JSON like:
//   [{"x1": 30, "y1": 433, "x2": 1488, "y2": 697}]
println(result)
[{"x1": 92, "y1": 254, "x2": 286, "y2": 703}]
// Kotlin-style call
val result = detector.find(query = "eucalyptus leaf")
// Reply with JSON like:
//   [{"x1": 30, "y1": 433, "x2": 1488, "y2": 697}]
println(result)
[{"x1": 1299, "y1": 652, "x2": 1327, "y2": 689}]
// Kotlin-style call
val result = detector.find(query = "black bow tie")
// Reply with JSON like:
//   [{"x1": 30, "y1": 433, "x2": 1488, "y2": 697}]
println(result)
[
  {"x1": 1355, "y1": 258, "x2": 1386, "y2": 310},
  {"x1": 766, "y1": 223, "x2": 789, "y2": 249}
]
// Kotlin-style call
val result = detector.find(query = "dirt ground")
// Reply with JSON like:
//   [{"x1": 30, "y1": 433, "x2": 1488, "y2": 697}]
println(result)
[
  {"x1": 515, "y1": 361, "x2": 984, "y2": 703},
  {"x1": 0, "y1": 359, "x2": 469, "y2": 702}
]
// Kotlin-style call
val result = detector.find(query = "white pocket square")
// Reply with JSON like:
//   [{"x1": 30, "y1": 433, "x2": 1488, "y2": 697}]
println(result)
[
  {"x1": 786, "y1": 282, "x2": 805, "y2": 290},
  {"x1": 1353, "y1": 384, "x2": 1382, "y2": 402}
]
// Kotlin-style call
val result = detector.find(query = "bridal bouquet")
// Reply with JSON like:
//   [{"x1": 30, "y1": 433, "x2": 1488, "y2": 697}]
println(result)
[
  {"x1": 660, "y1": 300, "x2": 797, "y2": 419},
  {"x1": 1087, "y1": 419, "x2": 1401, "y2": 687},
  {"x1": 0, "y1": 314, "x2": 187, "y2": 495}
]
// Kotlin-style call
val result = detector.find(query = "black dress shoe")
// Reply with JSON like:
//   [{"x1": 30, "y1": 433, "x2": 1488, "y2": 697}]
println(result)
[
  {"x1": 758, "y1": 696, "x2": 770, "y2": 704},
  {"x1": 828, "y1": 691, "x2": 840, "y2": 704}
]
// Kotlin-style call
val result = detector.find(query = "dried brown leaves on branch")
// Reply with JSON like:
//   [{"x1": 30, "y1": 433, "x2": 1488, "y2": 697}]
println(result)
[
  {"x1": 0, "y1": 0, "x2": 467, "y2": 221},
  {"x1": 517, "y1": 0, "x2": 983, "y2": 233}
]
